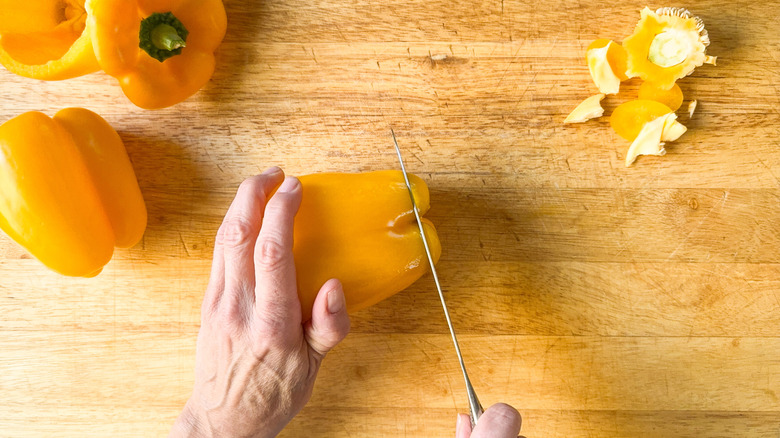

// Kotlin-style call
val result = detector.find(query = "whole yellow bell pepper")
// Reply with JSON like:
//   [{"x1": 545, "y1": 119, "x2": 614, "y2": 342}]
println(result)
[
  {"x1": 86, "y1": 0, "x2": 227, "y2": 109},
  {"x1": 0, "y1": 108, "x2": 147, "y2": 277},
  {"x1": 0, "y1": 0, "x2": 99, "y2": 80},
  {"x1": 294, "y1": 171, "x2": 441, "y2": 320}
]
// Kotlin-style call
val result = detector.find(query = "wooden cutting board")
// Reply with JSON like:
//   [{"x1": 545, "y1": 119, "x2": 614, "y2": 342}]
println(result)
[{"x1": 2, "y1": 0, "x2": 779, "y2": 436}]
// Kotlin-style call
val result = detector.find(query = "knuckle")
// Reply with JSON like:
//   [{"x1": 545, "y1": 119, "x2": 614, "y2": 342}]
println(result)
[
  {"x1": 217, "y1": 300, "x2": 249, "y2": 327},
  {"x1": 263, "y1": 198, "x2": 289, "y2": 219},
  {"x1": 267, "y1": 190, "x2": 300, "y2": 214},
  {"x1": 256, "y1": 237, "x2": 289, "y2": 271},
  {"x1": 238, "y1": 175, "x2": 266, "y2": 195},
  {"x1": 218, "y1": 217, "x2": 256, "y2": 247},
  {"x1": 200, "y1": 297, "x2": 219, "y2": 321},
  {"x1": 252, "y1": 309, "x2": 291, "y2": 344}
]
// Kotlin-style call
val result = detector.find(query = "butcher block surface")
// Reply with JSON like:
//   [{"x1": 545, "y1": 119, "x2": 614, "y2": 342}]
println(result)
[{"x1": 1, "y1": 0, "x2": 780, "y2": 436}]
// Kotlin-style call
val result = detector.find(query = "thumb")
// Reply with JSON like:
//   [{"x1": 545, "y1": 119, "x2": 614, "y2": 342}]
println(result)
[
  {"x1": 471, "y1": 403, "x2": 522, "y2": 438},
  {"x1": 304, "y1": 278, "x2": 351, "y2": 359}
]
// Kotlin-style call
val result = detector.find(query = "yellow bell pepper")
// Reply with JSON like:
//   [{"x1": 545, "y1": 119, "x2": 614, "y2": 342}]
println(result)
[
  {"x1": 0, "y1": 108, "x2": 147, "y2": 277},
  {"x1": 294, "y1": 171, "x2": 441, "y2": 320},
  {"x1": 86, "y1": 0, "x2": 227, "y2": 109},
  {"x1": 0, "y1": 0, "x2": 100, "y2": 80}
]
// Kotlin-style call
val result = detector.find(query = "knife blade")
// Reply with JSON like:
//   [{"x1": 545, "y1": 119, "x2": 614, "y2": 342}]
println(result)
[{"x1": 391, "y1": 129, "x2": 484, "y2": 427}]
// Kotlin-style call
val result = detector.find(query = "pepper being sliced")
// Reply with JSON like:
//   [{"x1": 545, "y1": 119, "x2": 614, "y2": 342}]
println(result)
[
  {"x1": 294, "y1": 171, "x2": 441, "y2": 321},
  {"x1": 0, "y1": 0, "x2": 100, "y2": 80},
  {"x1": 86, "y1": 0, "x2": 227, "y2": 109},
  {"x1": 0, "y1": 108, "x2": 147, "y2": 277}
]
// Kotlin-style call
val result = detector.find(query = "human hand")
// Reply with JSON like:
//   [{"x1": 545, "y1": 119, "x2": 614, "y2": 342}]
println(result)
[
  {"x1": 169, "y1": 167, "x2": 351, "y2": 438},
  {"x1": 455, "y1": 404, "x2": 522, "y2": 438}
]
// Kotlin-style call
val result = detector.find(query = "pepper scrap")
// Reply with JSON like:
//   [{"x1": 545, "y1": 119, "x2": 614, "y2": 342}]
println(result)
[
  {"x1": 610, "y1": 99, "x2": 673, "y2": 141},
  {"x1": 638, "y1": 81, "x2": 684, "y2": 111},
  {"x1": 0, "y1": 108, "x2": 147, "y2": 277},
  {"x1": 586, "y1": 39, "x2": 628, "y2": 94},
  {"x1": 0, "y1": 0, "x2": 100, "y2": 80},
  {"x1": 564, "y1": 93, "x2": 606, "y2": 124},
  {"x1": 86, "y1": 0, "x2": 227, "y2": 109},
  {"x1": 294, "y1": 171, "x2": 441, "y2": 321},
  {"x1": 623, "y1": 7, "x2": 716, "y2": 90}
]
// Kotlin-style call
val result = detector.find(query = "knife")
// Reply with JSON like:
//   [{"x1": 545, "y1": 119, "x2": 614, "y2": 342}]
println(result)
[{"x1": 391, "y1": 129, "x2": 484, "y2": 427}]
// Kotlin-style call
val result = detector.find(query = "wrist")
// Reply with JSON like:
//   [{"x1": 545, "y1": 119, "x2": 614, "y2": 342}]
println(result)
[
  {"x1": 169, "y1": 399, "x2": 212, "y2": 438},
  {"x1": 170, "y1": 397, "x2": 285, "y2": 438}
]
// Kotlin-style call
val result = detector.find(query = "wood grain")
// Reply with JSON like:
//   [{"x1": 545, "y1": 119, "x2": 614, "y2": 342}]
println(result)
[{"x1": 1, "y1": 0, "x2": 780, "y2": 436}]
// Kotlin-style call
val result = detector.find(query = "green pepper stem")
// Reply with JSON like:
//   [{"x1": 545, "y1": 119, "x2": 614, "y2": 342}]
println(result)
[
  {"x1": 139, "y1": 12, "x2": 189, "y2": 62},
  {"x1": 151, "y1": 24, "x2": 186, "y2": 51}
]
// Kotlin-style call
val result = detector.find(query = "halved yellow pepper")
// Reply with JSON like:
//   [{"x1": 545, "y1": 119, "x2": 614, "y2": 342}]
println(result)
[
  {"x1": 0, "y1": 108, "x2": 147, "y2": 277},
  {"x1": 294, "y1": 171, "x2": 441, "y2": 320},
  {"x1": 0, "y1": 0, "x2": 99, "y2": 80}
]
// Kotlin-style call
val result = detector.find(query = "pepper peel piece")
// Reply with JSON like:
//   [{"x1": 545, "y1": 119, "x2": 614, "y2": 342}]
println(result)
[
  {"x1": 587, "y1": 39, "x2": 628, "y2": 94},
  {"x1": 610, "y1": 99, "x2": 673, "y2": 141},
  {"x1": 688, "y1": 100, "x2": 698, "y2": 118},
  {"x1": 86, "y1": 0, "x2": 227, "y2": 109},
  {"x1": 293, "y1": 171, "x2": 441, "y2": 321},
  {"x1": 0, "y1": 0, "x2": 100, "y2": 80},
  {"x1": 0, "y1": 109, "x2": 147, "y2": 277},
  {"x1": 564, "y1": 93, "x2": 606, "y2": 123},
  {"x1": 625, "y1": 112, "x2": 687, "y2": 166},
  {"x1": 623, "y1": 7, "x2": 716, "y2": 90}
]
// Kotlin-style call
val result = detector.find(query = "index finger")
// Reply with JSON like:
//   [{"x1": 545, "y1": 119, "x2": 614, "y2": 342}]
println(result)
[
  {"x1": 253, "y1": 176, "x2": 303, "y2": 333},
  {"x1": 207, "y1": 168, "x2": 284, "y2": 319}
]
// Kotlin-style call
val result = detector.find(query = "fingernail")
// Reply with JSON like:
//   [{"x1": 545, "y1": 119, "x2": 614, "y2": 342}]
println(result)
[
  {"x1": 278, "y1": 176, "x2": 299, "y2": 193},
  {"x1": 456, "y1": 414, "x2": 463, "y2": 430},
  {"x1": 327, "y1": 285, "x2": 345, "y2": 314},
  {"x1": 263, "y1": 166, "x2": 282, "y2": 175}
]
